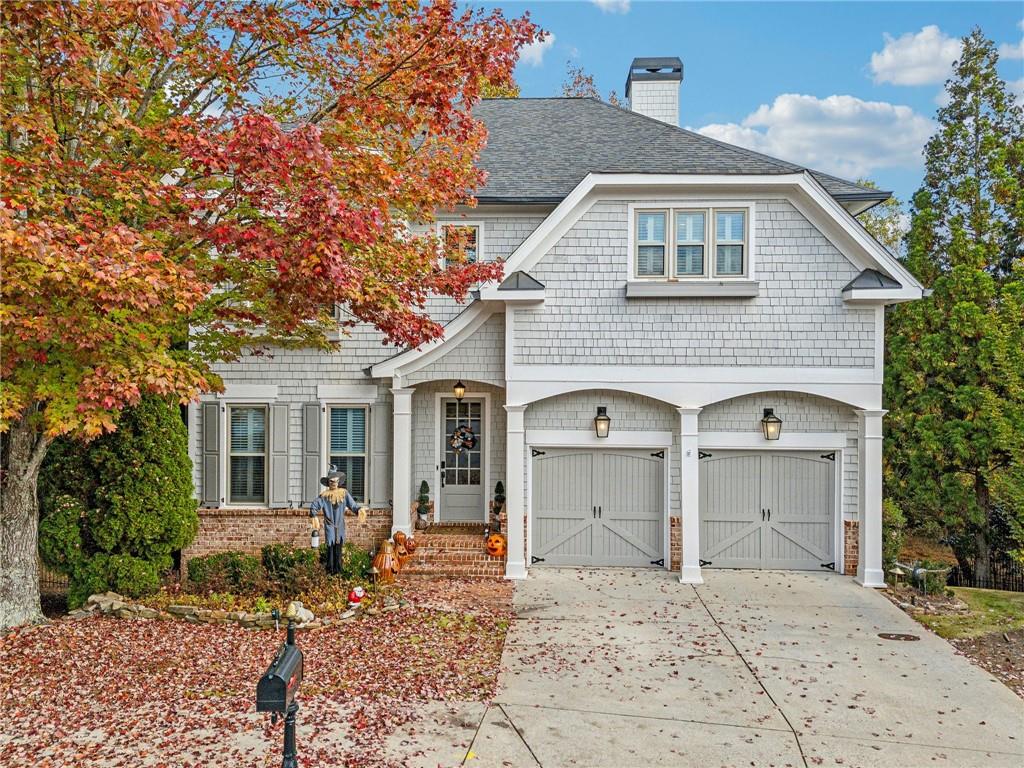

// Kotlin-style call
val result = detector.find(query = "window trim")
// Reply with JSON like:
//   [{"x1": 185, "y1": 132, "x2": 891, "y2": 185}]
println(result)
[
  {"x1": 712, "y1": 208, "x2": 747, "y2": 278},
  {"x1": 436, "y1": 220, "x2": 485, "y2": 267},
  {"x1": 633, "y1": 208, "x2": 669, "y2": 279},
  {"x1": 674, "y1": 209, "x2": 708, "y2": 278},
  {"x1": 627, "y1": 201, "x2": 756, "y2": 283},
  {"x1": 324, "y1": 403, "x2": 370, "y2": 505},
  {"x1": 226, "y1": 404, "x2": 269, "y2": 506}
]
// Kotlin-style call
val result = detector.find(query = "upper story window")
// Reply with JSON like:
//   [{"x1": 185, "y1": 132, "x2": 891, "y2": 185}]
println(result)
[
  {"x1": 634, "y1": 207, "x2": 749, "y2": 280},
  {"x1": 440, "y1": 223, "x2": 481, "y2": 265},
  {"x1": 329, "y1": 406, "x2": 367, "y2": 504},
  {"x1": 229, "y1": 406, "x2": 267, "y2": 504}
]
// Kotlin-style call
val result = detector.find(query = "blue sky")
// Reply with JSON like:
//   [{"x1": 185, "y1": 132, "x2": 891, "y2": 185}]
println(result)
[{"x1": 473, "y1": 1, "x2": 1023, "y2": 203}]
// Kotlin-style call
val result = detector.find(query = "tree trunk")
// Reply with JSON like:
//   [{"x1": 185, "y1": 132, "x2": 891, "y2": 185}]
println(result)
[
  {"x1": 1, "y1": 415, "x2": 50, "y2": 629},
  {"x1": 973, "y1": 475, "x2": 993, "y2": 584}
]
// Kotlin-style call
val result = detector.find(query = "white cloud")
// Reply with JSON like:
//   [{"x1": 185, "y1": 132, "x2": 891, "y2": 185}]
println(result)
[
  {"x1": 519, "y1": 33, "x2": 555, "y2": 67},
  {"x1": 999, "y1": 39, "x2": 1024, "y2": 59},
  {"x1": 591, "y1": 0, "x2": 630, "y2": 13},
  {"x1": 870, "y1": 25, "x2": 962, "y2": 85},
  {"x1": 694, "y1": 93, "x2": 934, "y2": 179},
  {"x1": 1009, "y1": 78, "x2": 1024, "y2": 104}
]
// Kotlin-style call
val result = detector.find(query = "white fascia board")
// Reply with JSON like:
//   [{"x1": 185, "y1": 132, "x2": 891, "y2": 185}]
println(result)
[
  {"x1": 478, "y1": 285, "x2": 545, "y2": 303},
  {"x1": 842, "y1": 287, "x2": 921, "y2": 305},
  {"x1": 699, "y1": 432, "x2": 847, "y2": 450},
  {"x1": 799, "y1": 173, "x2": 924, "y2": 296},
  {"x1": 316, "y1": 384, "x2": 378, "y2": 402},
  {"x1": 371, "y1": 304, "x2": 498, "y2": 380}
]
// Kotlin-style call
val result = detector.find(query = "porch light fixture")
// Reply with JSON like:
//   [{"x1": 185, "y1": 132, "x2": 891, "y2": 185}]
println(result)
[
  {"x1": 453, "y1": 380, "x2": 466, "y2": 401},
  {"x1": 761, "y1": 408, "x2": 782, "y2": 441},
  {"x1": 594, "y1": 406, "x2": 611, "y2": 438}
]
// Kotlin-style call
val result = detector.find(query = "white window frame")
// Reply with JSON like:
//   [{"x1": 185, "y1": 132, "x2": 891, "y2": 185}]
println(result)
[
  {"x1": 226, "y1": 404, "x2": 269, "y2": 506},
  {"x1": 627, "y1": 201, "x2": 756, "y2": 282},
  {"x1": 712, "y1": 208, "x2": 748, "y2": 278},
  {"x1": 324, "y1": 404, "x2": 370, "y2": 505},
  {"x1": 436, "y1": 220, "x2": 485, "y2": 267},
  {"x1": 633, "y1": 208, "x2": 669, "y2": 279},
  {"x1": 674, "y1": 209, "x2": 708, "y2": 278}
]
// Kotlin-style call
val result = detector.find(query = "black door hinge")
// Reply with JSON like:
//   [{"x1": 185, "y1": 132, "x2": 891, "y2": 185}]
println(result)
[
  {"x1": 650, "y1": 451, "x2": 665, "y2": 459},
  {"x1": 650, "y1": 558, "x2": 665, "y2": 567},
  {"x1": 698, "y1": 451, "x2": 712, "y2": 459},
  {"x1": 531, "y1": 556, "x2": 545, "y2": 564},
  {"x1": 820, "y1": 452, "x2": 836, "y2": 461},
  {"x1": 531, "y1": 449, "x2": 546, "y2": 457},
  {"x1": 820, "y1": 561, "x2": 835, "y2": 571},
  {"x1": 699, "y1": 559, "x2": 712, "y2": 566}
]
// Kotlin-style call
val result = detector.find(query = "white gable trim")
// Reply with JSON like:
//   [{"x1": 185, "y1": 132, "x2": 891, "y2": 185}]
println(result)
[{"x1": 370, "y1": 304, "x2": 499, "y2": 381}]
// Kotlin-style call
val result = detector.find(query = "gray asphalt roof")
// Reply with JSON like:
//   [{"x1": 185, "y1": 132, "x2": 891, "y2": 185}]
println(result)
[
  {"x1": 842, "y1": 269, "x2": 902, "y2": 291},
  {"x1": 472, "y1": 98, "x2": 889, "y2": 205}
]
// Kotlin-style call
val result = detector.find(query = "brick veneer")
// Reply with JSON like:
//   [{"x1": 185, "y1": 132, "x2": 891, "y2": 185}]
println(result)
[
  {"x1": 844, "y1": 520, "x2": 859, "y2": 576},
  {"x1": 670, "y1": 516, "x2": 681, "y2": 570},
  {"x1": 182, "y1": 507, "x2": 393, "y2": 576}
]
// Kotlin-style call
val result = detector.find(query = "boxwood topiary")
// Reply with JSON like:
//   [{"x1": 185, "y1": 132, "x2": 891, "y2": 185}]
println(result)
[{"x1": 39, "y1": 396, "x2": 198, "y2": 608}]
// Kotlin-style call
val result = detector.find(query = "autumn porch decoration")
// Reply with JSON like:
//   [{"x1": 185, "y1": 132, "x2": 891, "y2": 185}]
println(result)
[
  {"x1": 485, "y1": 533, "x2": 507, "y2": 558},
  {"x1": 372, "y1": 541, "x2": 401, "y2": 584}
]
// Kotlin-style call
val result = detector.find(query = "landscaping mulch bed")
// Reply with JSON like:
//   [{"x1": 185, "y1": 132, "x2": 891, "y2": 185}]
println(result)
[{"x1": 0, "y1": 578, "x2": 513, "y2": 767}]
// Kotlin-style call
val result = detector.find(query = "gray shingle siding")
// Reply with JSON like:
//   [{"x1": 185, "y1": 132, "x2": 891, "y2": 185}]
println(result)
[
  {"x1": 513, "y1": 198, "x2": 875, "y2": 367},
  {"x1": 406, "y1": 312, "x2": 505, "y2": 387}
]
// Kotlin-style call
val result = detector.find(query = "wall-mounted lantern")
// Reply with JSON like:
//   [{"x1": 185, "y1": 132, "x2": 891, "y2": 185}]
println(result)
[
  {"x1": 453, "y1": 380, "x2": 466, "y2": 401},
  {"x1": 594, "y1": 406, "x2": 611, "y2": 438},
  {"x1": 761, "y1": 408, "x2": 782, "y2": 440}
]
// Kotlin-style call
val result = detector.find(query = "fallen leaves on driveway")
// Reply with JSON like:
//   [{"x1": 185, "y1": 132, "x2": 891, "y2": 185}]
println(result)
[{"x1": 0, "y1": 578, "x2": 512, "y2": 767}]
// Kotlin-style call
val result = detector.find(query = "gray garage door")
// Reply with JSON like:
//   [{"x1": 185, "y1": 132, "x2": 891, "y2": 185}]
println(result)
[
  {"x1": 699, "y1": 451, "x2": 836, "y2": 570},
  {"x1": 531, "y1": 448, "x2": 665, "y2": 567}
]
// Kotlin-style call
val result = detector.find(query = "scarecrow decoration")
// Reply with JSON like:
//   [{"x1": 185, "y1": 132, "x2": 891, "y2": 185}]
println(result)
[
  {"x1": 448, "y1": 424, "x2": 477, "y2": 454},
  {"x1": 310, "y1": 466, "x2": 359, "y2": 575}
]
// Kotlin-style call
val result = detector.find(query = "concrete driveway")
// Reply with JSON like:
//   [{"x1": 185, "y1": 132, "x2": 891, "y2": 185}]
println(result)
[{"x1": 434, "y1": 568, "x2": 1024, "y2": 768}]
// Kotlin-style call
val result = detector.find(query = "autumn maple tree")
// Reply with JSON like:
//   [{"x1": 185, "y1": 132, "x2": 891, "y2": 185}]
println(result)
[{"x1": 0, "y1": 0, "x2": 537, "y2": 628}]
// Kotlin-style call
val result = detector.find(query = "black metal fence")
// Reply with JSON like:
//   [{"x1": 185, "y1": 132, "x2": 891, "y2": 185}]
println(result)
[{"x1": 947, "y1": 558, "x2": 1024, "y2": 592}]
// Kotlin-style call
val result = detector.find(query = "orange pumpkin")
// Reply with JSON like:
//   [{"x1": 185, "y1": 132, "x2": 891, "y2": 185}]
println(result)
[
  {"x1": 393, "y1": 530, "x2": 407, "y2": 548},
  {"x1": 404, "y1": 537, "x2": 417, "y2": 554},
  {"x1": 372, "y1": 541, "x2": 400, "y2": 583},
  {"x1": 485, "y1": 533, "x2": 507, "y2": 557}
]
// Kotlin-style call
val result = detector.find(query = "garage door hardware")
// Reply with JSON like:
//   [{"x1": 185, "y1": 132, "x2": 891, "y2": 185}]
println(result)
[
  {"x1": 878, "y1": 632, "x2": 920, "y2": 641},
  {"x1": 650, "y1": 558, "x2": 664, "y2": 566},
  {"x1": 650, "y1": 451, "x2": 665, "y2": 459},
  {"x1": 699, "y1": 559, "x2": 712, "y2": 566},
  {"x1": 531, "y1": 556, "x2": 545, "y2": 564},
  {"x1": 820, "y1": 452, "x2": 836, "y2": 461},
  {"x1": 698, "y1": 451, "x2": 712, "y2": 459},
  {"x1": 820, "y1": 562, "x2": 835, "y2": 571},
  {"x1": 760, "y1": 508, "x2": 771, "y2": 521},
  {"x1": 531, "y1": 449, "x2": 546, "y2": 457}
]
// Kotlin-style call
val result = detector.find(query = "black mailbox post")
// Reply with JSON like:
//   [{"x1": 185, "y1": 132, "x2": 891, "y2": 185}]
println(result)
[{"x1": 257, "y1": 607, "x2": 304, "y2": 767}]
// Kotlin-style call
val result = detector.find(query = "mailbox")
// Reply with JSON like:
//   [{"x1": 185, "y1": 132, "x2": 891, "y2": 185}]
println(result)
[{"x1": 257, "y1": 641, "x2": 303, "y2": 713}]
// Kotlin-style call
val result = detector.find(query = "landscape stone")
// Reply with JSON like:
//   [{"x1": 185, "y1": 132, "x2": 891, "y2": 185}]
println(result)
[{"x1": 166, "y1": 605, "x2": 197, "y2": 616}]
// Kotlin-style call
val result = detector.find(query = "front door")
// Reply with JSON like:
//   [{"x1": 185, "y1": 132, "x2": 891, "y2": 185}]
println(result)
[{"x1": 439, "y1": 398, "x2": 485, "y2": 521}]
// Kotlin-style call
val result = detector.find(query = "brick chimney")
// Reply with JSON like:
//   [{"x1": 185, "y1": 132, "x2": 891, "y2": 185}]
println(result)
[{"x1": 625, "y1": 57, "x2": 683, "y2": 126}]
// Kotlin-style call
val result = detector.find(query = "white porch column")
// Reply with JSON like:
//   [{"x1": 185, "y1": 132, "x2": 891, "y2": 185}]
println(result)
[
  {"x1": 391, "y1": 387, "x2": 415, "y2": 536},
  {"x1": 678, "y1": 407, "x2": 703, "y2": 584},
  {"x1": 504, "y1": 404, "x2": 528, "y2": 579},
  {"x1": 855, "y1": 409, "x2": 887, "y2": 588}
]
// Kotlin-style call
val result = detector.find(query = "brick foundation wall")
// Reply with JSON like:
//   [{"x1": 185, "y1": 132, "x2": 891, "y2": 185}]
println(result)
[
  {"x1": 182, "y1": 507, "x2": 393, "y2": 575},
  {"x1": 670, "y1": 517, "x2": 681, "y2": 570},
  {"x1": 844, "y1": 520, "x2": 859, "y2": 576}
]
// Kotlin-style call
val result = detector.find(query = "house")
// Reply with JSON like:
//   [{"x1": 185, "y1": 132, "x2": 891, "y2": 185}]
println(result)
[{"x1": 186, "y1": 57, "x2": 923, "y2": 587}]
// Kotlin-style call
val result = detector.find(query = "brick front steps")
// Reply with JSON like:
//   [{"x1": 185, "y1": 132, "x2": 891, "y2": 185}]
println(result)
[{"x1": 402, "y1": 523, "x2": 506, "y2": 578}]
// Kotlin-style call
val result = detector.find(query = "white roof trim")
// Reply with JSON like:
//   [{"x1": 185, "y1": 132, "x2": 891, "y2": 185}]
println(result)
[{"x1": 370, "y1": 304, "x2": 498, "y2": 379}]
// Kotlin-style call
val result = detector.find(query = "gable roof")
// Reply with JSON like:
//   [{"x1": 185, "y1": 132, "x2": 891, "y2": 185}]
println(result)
[
  {"x1": 842, "y1": 268, "x2": 902, "y2": 292},
  {"x1": 472, "y1": 98, "x2": 888, "y2": 209}
]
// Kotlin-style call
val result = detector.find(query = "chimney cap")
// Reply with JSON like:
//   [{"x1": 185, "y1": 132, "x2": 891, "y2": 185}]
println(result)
[{"x1": 625, "y1": 56, "x2": 683, "y2": 97}]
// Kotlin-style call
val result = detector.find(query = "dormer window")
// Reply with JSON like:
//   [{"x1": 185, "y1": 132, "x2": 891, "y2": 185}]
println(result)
[
  {"x1": 633, "y1": 206, "x2": 750, "y2": 280},
  {"x1": 440, "y1": 222, "x2": 482, "y2": 265}
]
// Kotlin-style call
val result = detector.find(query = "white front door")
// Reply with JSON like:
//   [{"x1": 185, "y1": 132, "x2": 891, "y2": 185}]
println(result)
[
  {"x1": 699, "y1": 450, "x2": 836, "y2": 570},
  {"x1": 439, "y1": 398, "x2": 485, "y2": 521}
]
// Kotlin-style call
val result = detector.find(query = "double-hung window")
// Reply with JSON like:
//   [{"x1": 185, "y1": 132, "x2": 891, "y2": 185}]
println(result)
[
  {"x1": 229, "y1": 406, "x2": 267, "y2": 504},
  {"x1": 329, "y1": 406, "x2": 367, "y2": 504},
  {"x1": 441, "y1": 224, "x2": 480, "y2": 265},
  {"x1": 636, "y1": 211, "x2": 667, "y2": 277},
  {"x1": 634, "y1": 207, "x2": 748, "y2": 279}
]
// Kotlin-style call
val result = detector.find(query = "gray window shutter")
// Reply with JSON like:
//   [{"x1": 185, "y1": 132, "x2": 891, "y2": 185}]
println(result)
[
  {"x1": 269, "y1": 404, "x2": 290, "y2": 507},
  {"x1": 303, "y1": 404, "x2": 322, "y2": 506},
  {"x1": 370, "y1": 404, "x2": 390, "y2": 506},
  {"x1": 201, "y1": 402, "x2": 221, "y2": 507}
]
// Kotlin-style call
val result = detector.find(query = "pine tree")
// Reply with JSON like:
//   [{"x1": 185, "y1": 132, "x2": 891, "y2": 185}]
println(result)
[
  {"x1": 38, "y1": 397, "x2": 198, "y2": 607},
  {"x1": 884, "y1": 29, "x2": 1024, "y2": 577}
]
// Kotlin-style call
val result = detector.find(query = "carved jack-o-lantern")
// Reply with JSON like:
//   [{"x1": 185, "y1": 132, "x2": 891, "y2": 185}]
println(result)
[
  {"x1": 485, "y1": 533, "x2": 507, "y2": 558},
  {"x1": 372, "y1": 541, "x2": 401, "y2": 583},
  {"x1": 404, "y1": 537, "x2": 417, "y2": 554},
  {"x1": 393, "y1": 530, "x2": 407, "y2": 548}
]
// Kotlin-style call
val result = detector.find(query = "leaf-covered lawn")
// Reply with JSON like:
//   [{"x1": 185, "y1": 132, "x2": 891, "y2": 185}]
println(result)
[
  {"x1": 916, "y1": 587, "x2": 1024, "y2": 639},
  {"x1": 0, "y1": 579, "x2": 512, "y2": 767}
]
